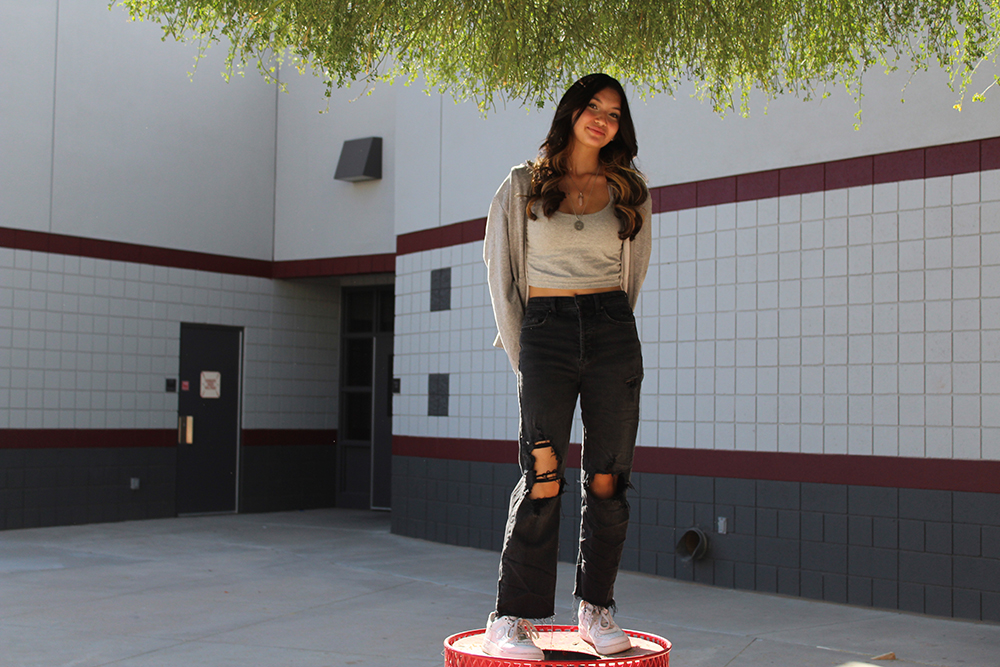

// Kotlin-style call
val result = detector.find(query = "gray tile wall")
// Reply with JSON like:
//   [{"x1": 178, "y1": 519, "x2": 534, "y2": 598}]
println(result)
[
  {"x1": 391, "y1": 454, "x2": 1000, "y2": 622},
  {"x1": 0, "y1": 442, "x2": 342, "y2": 531},
  {"x1": 240, "y1": 444, "x2": 337, "y2": 513},
  {"x1": 0, "y1": 247, "x2": 341, "y2": 433},
  {"x1": 0, "y1": 447, "x2": 176, "y2": 530}
]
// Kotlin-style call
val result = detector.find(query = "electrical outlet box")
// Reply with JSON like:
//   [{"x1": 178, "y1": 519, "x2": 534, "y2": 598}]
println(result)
[
  {"x1": 130, "y1": 477, "x2": 140, "y2": 491},
  {"x1": 717, "y1": 517, "x2": 727, "y2": 534}
]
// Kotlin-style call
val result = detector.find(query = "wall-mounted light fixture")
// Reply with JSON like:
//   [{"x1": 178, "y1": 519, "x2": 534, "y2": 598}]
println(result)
[{"x1": 334, "y1": 136, "x2": 382, "y2": 182}]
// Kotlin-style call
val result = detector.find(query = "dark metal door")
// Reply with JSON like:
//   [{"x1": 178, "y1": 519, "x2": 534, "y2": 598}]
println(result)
[
  {"x1": 338, "y1": 286, "x2": 393, "y2": 509},
  {"x1": 176, "y1": 323, "x2": 242, "y2": 514}
]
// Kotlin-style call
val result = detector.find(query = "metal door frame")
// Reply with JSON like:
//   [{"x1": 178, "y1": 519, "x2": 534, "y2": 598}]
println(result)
[{"x1": 337, "y1": 285, "x2": 393, "y2": 510}]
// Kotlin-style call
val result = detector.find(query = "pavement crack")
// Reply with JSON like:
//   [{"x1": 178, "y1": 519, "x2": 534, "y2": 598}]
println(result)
[
  {"x1": 721, "y1": 637, "x2": 756, "y2": 667},
  {"x1": 91, "y1": 640, "x2": 191, "y2": 667}
]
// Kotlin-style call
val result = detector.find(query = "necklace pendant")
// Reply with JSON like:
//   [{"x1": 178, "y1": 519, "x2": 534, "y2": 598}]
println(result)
[
  {"x1": 574, "y1": 219, "x2": 584, "y2": 231},
  {"x1": 577, "y1": 192, "x2": 584, "y2": 206}
]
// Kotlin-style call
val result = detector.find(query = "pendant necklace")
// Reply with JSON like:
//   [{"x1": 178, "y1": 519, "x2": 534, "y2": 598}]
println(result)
[{"x1": 568, "y1": 170, "x2": 598, "y2": 231}]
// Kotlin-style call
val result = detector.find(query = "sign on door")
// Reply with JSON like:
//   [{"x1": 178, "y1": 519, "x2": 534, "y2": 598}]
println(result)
[{"x1": 200, "y1": 371, "x2": 221, "y2": 399}]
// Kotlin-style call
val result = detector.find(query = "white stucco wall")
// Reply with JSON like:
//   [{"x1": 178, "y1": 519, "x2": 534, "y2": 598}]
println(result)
[
  {"x1": 0, "y1": 2, "x2": 59, "y2": 233},
  {"x1": 3, "y1": 1, "x2": 999, "y2": 261},
  {"x1": 392, "y1": 85, "x2": 442, "y2": 237},
  {"x1": 272, "y1": 76, "x2": 397, "y2": 261},
  {"x1": 3, "y1": 1, "x2": 278, "y2": 260},
  {"x1": 631, "y1": 64, "x2": 1000, "y2": 188},
  {"x1": 395, "y1": 64, "x2": 1000, "y2": 231}
]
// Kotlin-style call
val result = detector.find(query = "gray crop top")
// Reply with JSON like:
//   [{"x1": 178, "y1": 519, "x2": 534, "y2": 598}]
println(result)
[{"x1": 525, "y1": 199, "x2": 623, "y2": 289}]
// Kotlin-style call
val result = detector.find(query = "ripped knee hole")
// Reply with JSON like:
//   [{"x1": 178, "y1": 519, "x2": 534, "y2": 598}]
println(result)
[
  {"x1": 586, "y1": 473, "x2": 624, "y2": 500},
  {"x1": 528, "y1": 442, "x2": 561, "y2": 498}
]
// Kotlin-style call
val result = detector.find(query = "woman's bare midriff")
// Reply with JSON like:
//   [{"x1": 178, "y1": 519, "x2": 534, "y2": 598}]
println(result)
[{"x1": 529, "y1": 285, "x2": 619, "y2": 298}]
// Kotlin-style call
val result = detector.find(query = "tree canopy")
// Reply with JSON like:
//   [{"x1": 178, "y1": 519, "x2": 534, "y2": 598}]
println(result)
[{"x1": 116, "y1": 1, "x2": 1000, "y2": 113}]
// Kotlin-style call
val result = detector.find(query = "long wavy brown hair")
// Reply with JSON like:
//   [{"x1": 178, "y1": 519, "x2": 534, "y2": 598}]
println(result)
[{"x1": 526, "y1": 73, "x2": 647, "y2": 240}]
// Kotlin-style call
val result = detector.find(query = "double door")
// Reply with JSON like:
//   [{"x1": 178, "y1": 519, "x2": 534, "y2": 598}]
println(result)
[{"x1": 339, "y1": 286, "x2": 394, "y2": 510}]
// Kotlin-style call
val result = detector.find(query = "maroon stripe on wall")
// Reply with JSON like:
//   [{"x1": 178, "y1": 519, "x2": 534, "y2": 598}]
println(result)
[
  {"x1": 0, "y1": 226, "x2": 395, "y2": 280},
  {"x1": 874, "y1": 149, "x2": 924, "y2": 184},
  {"x1": 5, "y1": 138, "x2": 997, "y2": 267},
  {"x1": 242, "y1": 429, "x2": 337, "y2": 446},
  {"x1": 0, "y1": 228, "x2": 272, "y2": 278},
  {"x1": 737, "y1": 170, "x2": 779, "y2": 202},
  {"x1": 697, "y1": 177, "x2": 737, "y2": 207},
  {"x1": 926, "y1": 142, "x2": 980, "y2": 179},
  {"x1": 393, "y1": 435, "x2": 1000, "y2": 494},
  {"x1": 393, "y1": 435, "x2": 519, "y2": 464},
  {"x1": 272, "y1": 254, "x2": 395, "y2": 278},
  {"x1": 825, "y1": 156, "x2": 873, "y2": 190},
  {"x1": 1, "y1": 429, "x2": 177, "y2": 448},
  {"x1": 652, "y1": 137, "x2": 999, "y2": 214},
  {"x1": 632, "y1": 447, "x2": 1000, "y2": 494},
  {"x1": 1, "y1": 428, "x2": 339, "y2": 449},
  {"x1": 778, "y1": 164, "x2": 825, "y2": 197},
  {"x1": 396, "y1": 218, "x2": 487, "y2": 256},
  {"x1": 658, "y1": 182, "x2": 697, "y2": 212},
  {"x1": 395, "y1": 137, "x2": 997, "y2": 248},
  {"x1": 984, "y1": 138, "x2": 1000, "y2": 170}
]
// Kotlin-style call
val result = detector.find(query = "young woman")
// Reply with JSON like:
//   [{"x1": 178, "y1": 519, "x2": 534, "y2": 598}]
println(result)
[{"x1": 482, "y1": 73, "x2": 652, "y2": 659}]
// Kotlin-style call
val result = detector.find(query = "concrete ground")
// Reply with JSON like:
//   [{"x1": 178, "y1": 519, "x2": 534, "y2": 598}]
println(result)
[{"x1": 0, "y1": 509, "x2": 997, "y2": 667}]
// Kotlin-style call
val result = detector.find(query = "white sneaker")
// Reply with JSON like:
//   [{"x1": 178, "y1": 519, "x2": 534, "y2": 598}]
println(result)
[
  {"x1": 482, "y1": 612, "x2": 544, "y2": 660},
  {"x1": 577, "y1": 600, "x2": 631, "y2": 655}
]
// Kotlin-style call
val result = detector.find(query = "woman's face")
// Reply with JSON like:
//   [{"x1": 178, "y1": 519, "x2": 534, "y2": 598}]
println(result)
[{"x1": 570, "y1": 87, "x2": 621, "y2": 152}]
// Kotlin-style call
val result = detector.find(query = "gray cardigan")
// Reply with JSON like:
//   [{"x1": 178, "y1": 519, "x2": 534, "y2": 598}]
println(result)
[{"x1": 484, "y1": 164, "x2": 653, "y2": 372}]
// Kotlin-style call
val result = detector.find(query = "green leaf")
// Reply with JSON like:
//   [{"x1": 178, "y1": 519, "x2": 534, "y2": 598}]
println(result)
[{"x1": 112, "y1": 0, "x2": 1000, "y2": 114}]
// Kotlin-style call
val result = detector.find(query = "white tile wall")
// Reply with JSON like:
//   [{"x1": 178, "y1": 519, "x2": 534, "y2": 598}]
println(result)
[
  {"x1": 0, "y1": 248, "x2": 339, "y2": 431},
  {"x1": 393, "y1": 169, "x2": 1000, "y2": 462},
  {"x1": 393, "y1": 244, "x2": 520, "y2": 441}
]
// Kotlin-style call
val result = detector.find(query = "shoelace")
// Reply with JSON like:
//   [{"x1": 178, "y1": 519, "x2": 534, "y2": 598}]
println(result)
[
  {"x1": 582, "y1": 602, "x2": 614, "y2": 632},
  {"x1": 509, "y1": 618, "x2": 540, "y2": 642}
]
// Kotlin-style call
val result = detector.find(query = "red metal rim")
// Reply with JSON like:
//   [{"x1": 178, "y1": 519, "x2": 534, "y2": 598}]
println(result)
[{"x1": 443, "y1": 625, "x2": 671, "y2": 667}]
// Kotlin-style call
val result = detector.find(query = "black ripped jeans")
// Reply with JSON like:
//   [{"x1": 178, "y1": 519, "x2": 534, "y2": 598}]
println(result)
[{"x1": 495, "y1": 291, "x2": 643, "y2": 619}]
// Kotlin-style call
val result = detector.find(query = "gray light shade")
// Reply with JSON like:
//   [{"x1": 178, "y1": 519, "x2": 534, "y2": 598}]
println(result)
[{"x1": 335, "y1": 136, "x2": 382, "y2": 182}]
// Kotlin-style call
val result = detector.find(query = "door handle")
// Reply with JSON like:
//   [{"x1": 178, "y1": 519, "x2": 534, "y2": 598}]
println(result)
[{"x1": 178, "y1": 415, "x2": 194, "y2": 444}]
